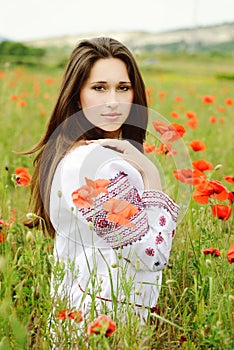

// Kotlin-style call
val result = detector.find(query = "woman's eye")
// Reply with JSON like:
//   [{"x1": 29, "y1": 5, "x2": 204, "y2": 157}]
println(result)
[
  {"x1": 93, "y1": 85, "x2": 105, "y2": 91},
  {"x1": 119, "y1": 85, "x2": 131, "y2": 91}
]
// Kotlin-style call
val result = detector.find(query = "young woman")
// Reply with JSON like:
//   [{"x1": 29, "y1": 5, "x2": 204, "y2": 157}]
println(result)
[{"x1": 26, "y1": 37, "x2": 179, "y2": 322}]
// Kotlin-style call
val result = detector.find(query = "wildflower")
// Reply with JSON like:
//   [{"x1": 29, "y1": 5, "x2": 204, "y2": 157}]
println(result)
[
  {"x1": 14, "y1": 167, "x2": 31, "y2": 186},
  {"x1": 173, "y1": 168, "x2": 206, "y2": 186},
  {"x1": 102, "y1": 198, "x2": 138, "y2": 227},
  {"x1": 185, "y1": 111, "x2": 197, "y2": 119},
  {"x1": 189, "y1": 140, "x2": 206, "y2": 152},
  {"x1": 227, "y1": 244, "x2": 234, "y2": 264},
  {"x1": 187, "y1": 118, "x2": 198, "y2": 129},
  {"x1": 143, "y1": 142, "x2": 155, "y2": 153},
  {"x1": 145, "y1": 87, "x2": 154, "y2": 104},
  {"x1": 223, "y1": 173, "x2": 234, "y2": 184},
  {"x1": 202, "y1": 95, "x2": 215, "y2": 104},
  {"x1": 155, "y1": 143, "x2": 176, "y2": 156},
  {"x1": 209, "y1": 116, "x2": 216, "y2": 124},
  {"x1": 152, "y1": 120, "x2": 185, "y2": 143},
  {"x1": 171, "y1": 111, "x2": 180, "y2": 119},
  {"x1": 158, "y1": 91, "x2": 166, "y2": 99},
  {"x1": 203, "y1": 248, "x2": 221, "y2": 257},
  {"x1": 174, "y1": 95, "x2": 183, "y2": 102},
  {"x1": 19, "y1": 100, "x2": 27, "y2": 107},
  {"x1": 72, "y1": 178, "x2": 110, "y2": 208},
  {"x1": 193, "y1": 180, "x2": 229, "y2": 204},
  {"x1": 0, "y1": 233, "x2": 5, "y2": 243},
  {"x1": 228, "y1": 191, "x2": 234, "y2": 205},
  {"x1": 225, "y1": 97, "x2": 233, "y2": 106},
  {"x1": 211, "y1": 204, "x2": 232, "y2": 221},
  {"x1": 58, "y1": 309, "x2": 83, "y2": 322},
  {"x1": 11, "y1": 94, "x2": 19, "y2": 101},
  {"x1": 192, "y1": 159, "x2": 213, "y2": 172},
  {"x1": 217, "y1": 106, "x2": 225, "y2": 113},
  {"x1": 87, "y1": 315, "x2": 116, "y2": 337},
  {"x1": 0, "y1": 219, "x2": 10, "y2": 227},
  {"x1": 44, "y1": 77, "x2": 54, "y2": 85}
]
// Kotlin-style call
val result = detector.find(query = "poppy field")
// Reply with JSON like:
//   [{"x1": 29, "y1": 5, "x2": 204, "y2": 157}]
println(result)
[{"x1": 0, "y1": 51, "x2": 234, "y2": 349}]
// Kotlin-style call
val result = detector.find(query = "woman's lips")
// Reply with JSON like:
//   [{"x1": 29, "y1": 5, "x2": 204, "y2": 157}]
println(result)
[{"x1": 101, "y1": 113, "x2": 122, "y2": 120}]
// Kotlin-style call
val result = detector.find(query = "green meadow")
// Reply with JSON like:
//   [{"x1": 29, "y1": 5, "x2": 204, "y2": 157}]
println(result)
[{"x1": 0, "y1": 50, "x2": 233, "y2": 349}]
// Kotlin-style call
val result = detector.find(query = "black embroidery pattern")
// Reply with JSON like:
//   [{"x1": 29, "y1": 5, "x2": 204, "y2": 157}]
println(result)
[{"x1": 142, "y1": 191, "x2": 179, "y2": 222}]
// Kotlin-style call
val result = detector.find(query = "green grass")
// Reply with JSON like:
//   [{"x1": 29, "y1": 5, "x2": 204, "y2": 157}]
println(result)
[{"x1": 0, "y1": 52, "x2": 233, "y2": 349}]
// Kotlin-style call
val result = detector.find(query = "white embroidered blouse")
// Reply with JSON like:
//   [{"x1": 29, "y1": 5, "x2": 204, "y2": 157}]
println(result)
[{"x1": 50, "y1": 143, "x2": 179, "y2": 316}]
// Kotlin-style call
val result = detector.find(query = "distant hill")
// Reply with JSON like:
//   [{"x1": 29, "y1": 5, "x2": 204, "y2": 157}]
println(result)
[{"x1": 24, "y1": 22, "x2": 234, "y2": 53}]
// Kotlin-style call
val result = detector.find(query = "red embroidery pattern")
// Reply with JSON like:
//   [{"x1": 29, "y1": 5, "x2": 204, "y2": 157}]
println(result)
[
  {"x1": 145, "y1": 247, "x2": 155, "y2": 256},
  {"x1": 159, "y1": 215, "x2": 166, "y2": 226},
  {"x1": 155, "y1": 233, "x2": 164, "y2": 244},
  {"x1": 79, "y1": 172, "x2": 148, "y2": 249},
  {"x1": 142, "y1": 191, "x2": 179, "y2": 222}
]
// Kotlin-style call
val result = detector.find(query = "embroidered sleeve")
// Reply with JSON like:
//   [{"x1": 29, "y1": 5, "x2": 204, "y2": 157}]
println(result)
[{"x1": 78, "y1": 171, "x2": 180, "y2": 272}]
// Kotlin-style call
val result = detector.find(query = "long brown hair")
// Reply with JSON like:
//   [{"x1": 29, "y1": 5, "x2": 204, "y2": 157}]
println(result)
[{"x1": 25, "y1": 37, "x2": 148, "y2": 237}]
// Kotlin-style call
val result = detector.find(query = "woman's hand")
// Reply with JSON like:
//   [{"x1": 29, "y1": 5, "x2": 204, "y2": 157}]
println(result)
[{"x1": 86, "y1": 139, "x2": 162, "y2": 191}]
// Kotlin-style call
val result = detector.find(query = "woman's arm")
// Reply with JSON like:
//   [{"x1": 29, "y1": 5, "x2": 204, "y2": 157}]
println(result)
[{"x1": 86, "y1": 139, "x2": 162, "y2": 191}]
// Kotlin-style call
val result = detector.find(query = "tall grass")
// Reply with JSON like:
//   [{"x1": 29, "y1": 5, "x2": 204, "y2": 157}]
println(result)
[{"x1": 0, "y1": 53, "x2": 233, "y2": 349}]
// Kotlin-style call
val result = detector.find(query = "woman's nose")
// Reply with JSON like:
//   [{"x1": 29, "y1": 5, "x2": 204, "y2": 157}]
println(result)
[{"x1": 105, "y1": 90, "x2": 119, "y2": 107}]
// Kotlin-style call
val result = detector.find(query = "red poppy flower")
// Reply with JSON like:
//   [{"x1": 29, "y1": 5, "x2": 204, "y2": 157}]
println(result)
[
  {"x1": 174, "y1": 95, "x2": 183, "y2": 102},
  {"x1": 193, "y1": 180, "x2": 229, "y2": 204},
  {"x1": 223, "y1": 173, "x2": 234, "y2": 184},
  {"x1": 155, "y1": 143, "x2": 177, "y2": 156},
  {"x1": 158, "y1": 91, "x2": 167, "y2": 99},
  {"x1": 192, "y1": 159, "x2": 213, "y2": 172},
  {"x1": 217, "y1": 105, "x2": 225, "y2": 113},
  {"x1": 202, "y1": 95, "x2": 215, "y2": 104},
  {"x1": 171, "y1": 111, "x2": 180, "y2": 119},
  {"x1": 44, "y1": 77, "x2": 54, "y2": 85},
  {"x1": 102, "y1": 198, "x2": 138, "y2": 227},
  {"x1": 173, "y1": 168, "x2": 206, "y2": 186},
  {"x1": 19, "y1": 100, "x2": 27, "y2": 107},
  {"x1": 58, "y1": 309, "x2": 83, "y2": 322},
  {"x1": 152, "y1": 121, "x2": 185, "y2": 143},
  {"x1": 186, "y1": 118, "x2": 198, "y2": 129},
  {"x1": 189, "y1": 140, "x2": 206, "y2": 152},
  {"x1": 185, "y1": 111, "x2": 197, "y2": 119},
  {"x1": 87, "y1": 315, "x2": 116, "y2": 337},
  {"x1": 203, "y1": 248, "x2": 221, "y2": 257},
  {"x1": 72, "y1": 178, "x2": 110, "y2": 208},
  {"x1": 225, "y1": 97, "x2": 233, "y2": 106},
  {"x1": 227, "y1": 244, "x2": 234, "y2": 264},
  {"x1": 211, "y1": 204, "x2": 232, "y2": 221},
  {"x1": 228, "y1": 191, "x2": 234, "y2": 205},
  {"x1": 143, "y1": 142, "x2": 155, "y2": 153},
  {"x1": 209, "y1": 116, "x2": 216, "y2": 124},
  {"x1": 14, "y1": 167, "x2": 32, "y2": 186},
  {"x1": 11, "y1": 94, "x2": 19, "y2": 102},
  {"x1": 0, "y1": 219, "x2": 10, "y2": 227},
  {"x1": 0, "y1": 232, "x2": 5, "y2": 243}
]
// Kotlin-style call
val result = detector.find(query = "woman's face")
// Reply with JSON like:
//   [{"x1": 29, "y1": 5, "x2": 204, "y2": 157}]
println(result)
[{"x1": 79, "y1": 58, "x2": 134, "y2": 133}]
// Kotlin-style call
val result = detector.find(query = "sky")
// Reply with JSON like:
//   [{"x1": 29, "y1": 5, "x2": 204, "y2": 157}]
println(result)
[{"x1": 0, "y1": 0, "x2": 233, "y2": 41}]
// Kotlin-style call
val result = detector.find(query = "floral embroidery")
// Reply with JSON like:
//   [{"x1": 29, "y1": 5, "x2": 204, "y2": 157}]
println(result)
[
  {"x1": 155, "y1": 233, "x2": 164, "y2": 244},
  {"x1": 172, "y1": 229, "x2": 175, "y2": 237},
  {"x1": 79, "y1": 172, "x2": 148, "y2": 249},
  {"x1": 145, "y1": 247, "x2": 155, "y2": 256},
  {"x1": 159, "y1": 215, "x2": 166, "y2": 226}
]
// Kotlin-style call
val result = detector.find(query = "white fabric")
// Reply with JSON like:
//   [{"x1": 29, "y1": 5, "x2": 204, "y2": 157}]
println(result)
[{"x1": 49, "y1": 143, "x2": 179, "y2": 317}]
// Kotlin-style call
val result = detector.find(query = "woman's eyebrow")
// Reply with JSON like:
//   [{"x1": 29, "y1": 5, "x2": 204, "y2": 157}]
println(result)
[{"x1": 89, "y1": 80, "x2": 132, "y2": 84}]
